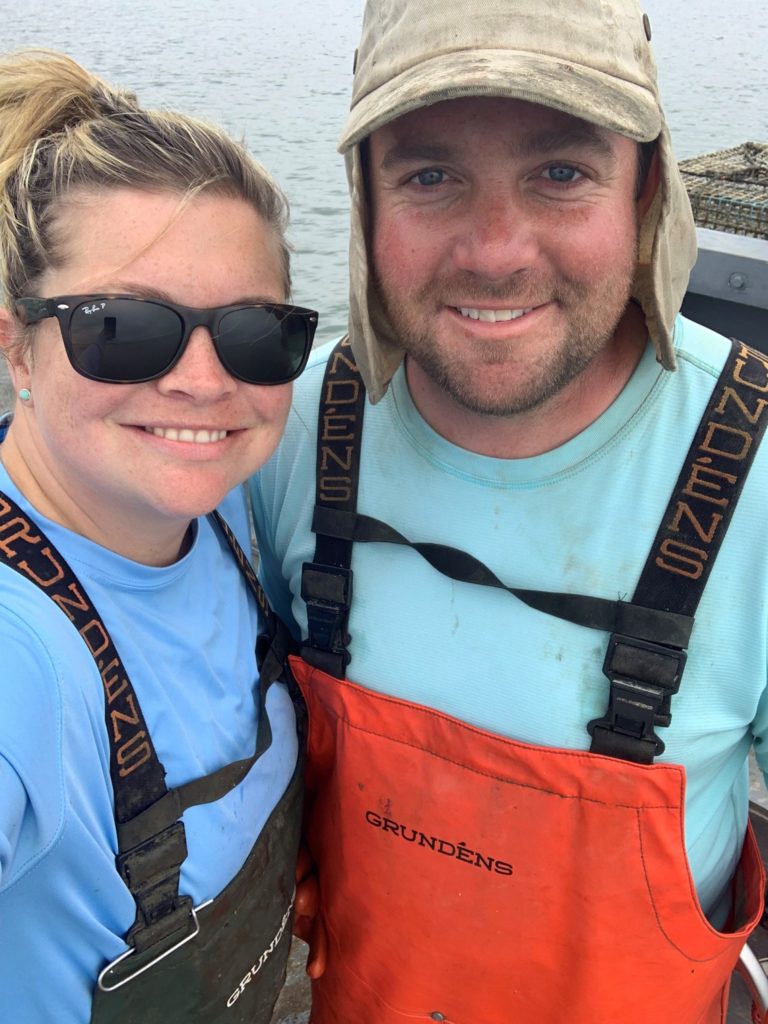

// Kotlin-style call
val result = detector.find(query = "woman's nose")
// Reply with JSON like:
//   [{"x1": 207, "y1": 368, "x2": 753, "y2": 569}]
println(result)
[{"x1": 156, "y1": 326, "x2": 237, "y2": 399}]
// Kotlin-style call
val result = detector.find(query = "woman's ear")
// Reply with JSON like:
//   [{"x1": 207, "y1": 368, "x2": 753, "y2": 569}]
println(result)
[{"x1": 0, "y1": 306, "x2": 30, "y2": 390}]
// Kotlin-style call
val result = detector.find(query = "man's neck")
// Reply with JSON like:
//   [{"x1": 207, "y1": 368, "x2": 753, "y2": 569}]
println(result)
[{"x1": 404, "y1": 307, "x2": 649, "y2": 459}]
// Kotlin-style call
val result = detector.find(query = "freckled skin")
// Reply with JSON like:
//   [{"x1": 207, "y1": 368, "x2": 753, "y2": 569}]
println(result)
[
  {"x1": 369, "y1": 97, "x2": 659, "y2": 457},
  {"x1": 0, "y1": 189, "x2": 293, "y2": 564}
]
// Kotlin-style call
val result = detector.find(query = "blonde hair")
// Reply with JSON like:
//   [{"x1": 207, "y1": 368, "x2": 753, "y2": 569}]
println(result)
[{"x1": 0, "y1": 49, "x2": 291, "y2": 310}]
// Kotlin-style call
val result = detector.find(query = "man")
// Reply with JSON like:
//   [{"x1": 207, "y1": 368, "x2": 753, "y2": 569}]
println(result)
[{"x1": 251, "y1": 1, "x2": 768, "y2": 1020}]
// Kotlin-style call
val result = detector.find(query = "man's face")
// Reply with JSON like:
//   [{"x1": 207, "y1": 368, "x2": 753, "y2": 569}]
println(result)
[{"x1": 369, "y1": 96, "x2": 654, "y2": 420}]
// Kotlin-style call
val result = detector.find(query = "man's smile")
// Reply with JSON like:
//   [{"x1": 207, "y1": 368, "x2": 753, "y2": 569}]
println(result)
[{"x1": 456, "y1": 306, "x2": 536, "y2": 322}]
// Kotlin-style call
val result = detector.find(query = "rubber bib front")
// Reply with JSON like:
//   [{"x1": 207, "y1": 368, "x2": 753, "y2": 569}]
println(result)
[{"x1": 292, "y1": 656, "x2": 763, "y2": 1024}]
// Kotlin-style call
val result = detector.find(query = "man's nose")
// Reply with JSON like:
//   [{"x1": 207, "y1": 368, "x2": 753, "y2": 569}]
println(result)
[{"x1": 452, "y1": 185, "x2": 539, "y2": 281}]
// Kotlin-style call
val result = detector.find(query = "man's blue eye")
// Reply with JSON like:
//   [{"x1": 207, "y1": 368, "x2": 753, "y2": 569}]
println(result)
[
  {"x1": 413, "y1": 169, "x2": 445, "y2": 186},
  {"x1": 546, "y1": 166, "x2": 581, "y2": 183}
]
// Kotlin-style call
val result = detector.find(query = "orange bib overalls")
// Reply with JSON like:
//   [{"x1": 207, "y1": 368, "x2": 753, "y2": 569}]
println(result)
[{"x1": 293, "y1": 657, "x2": 763, "y2": 1023}]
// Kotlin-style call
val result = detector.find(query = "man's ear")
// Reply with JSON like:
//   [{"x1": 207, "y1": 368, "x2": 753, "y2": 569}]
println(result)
[{"x1": 636, "y1": 146, "x2": 661, "y2": 219}]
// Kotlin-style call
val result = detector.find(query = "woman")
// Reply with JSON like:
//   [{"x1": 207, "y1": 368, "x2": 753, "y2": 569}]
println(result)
[{"x1": 0, "y1": 50, "x2": 316, "y2": 1023}]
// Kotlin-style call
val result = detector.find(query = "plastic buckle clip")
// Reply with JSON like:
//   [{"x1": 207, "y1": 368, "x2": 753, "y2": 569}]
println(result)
[
  {"x1": 588, "y1": 634, "x2": 687, "y2": 756},
  {"x1": 594, "y1": 678, "x2": 667, "y2": 751},
  {"x1": 301, "y1": 562, "x2": 353, "y2": 655}
]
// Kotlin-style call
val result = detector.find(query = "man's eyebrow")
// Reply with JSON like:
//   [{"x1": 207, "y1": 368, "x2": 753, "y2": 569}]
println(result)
[
  {"x1": 378, "y1": 142, "x2": 456, "y2": 171},
  {"x1": 510, "y1": 127, "x2": 616, "y2": 162},
  {"x1": 377, "y1": 127, "x2": 617, "y2": 172}
]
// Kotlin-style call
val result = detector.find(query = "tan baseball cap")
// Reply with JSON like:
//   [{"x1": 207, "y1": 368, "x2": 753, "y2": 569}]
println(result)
[{"x1": 339, "y1": 0, "x2": 698, "y2": 403}]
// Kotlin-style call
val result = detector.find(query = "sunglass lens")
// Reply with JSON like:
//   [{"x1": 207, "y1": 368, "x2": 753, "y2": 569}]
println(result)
[
  {"x1": 216, "y1": 307, "x2": 311, "y2": 385},
  {"x1": 68, "y1": 299, "x2": 183, "y2": 382}
]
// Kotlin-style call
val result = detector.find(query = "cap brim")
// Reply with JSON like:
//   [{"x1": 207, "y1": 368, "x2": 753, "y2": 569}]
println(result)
[{"x1": 339, "y1": 49, "x2": 661, "y2": 151}]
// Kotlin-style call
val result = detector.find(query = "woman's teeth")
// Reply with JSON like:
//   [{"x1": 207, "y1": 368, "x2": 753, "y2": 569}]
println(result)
[{"x1": 145, "y1": 427, "x2": 227, "y2": 443}]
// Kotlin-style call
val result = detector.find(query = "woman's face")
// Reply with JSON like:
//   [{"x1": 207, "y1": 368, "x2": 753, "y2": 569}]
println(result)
[{"x1": 7, "y1": 188, "x2": 294, "y2": 560}]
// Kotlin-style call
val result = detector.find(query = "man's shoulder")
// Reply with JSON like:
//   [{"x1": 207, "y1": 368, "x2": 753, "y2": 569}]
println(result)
[
  {"x1": 670, "y1": 316, "x2": 768, "y2": 497},
  {"x1": 282, "y1": 338, "x2": 341, "y2": 437},
  {"x1": 672, "y1": 315, "x2": 750, "y2": 379},
  {"x1": 297, "y1": 336, "x2": 347, "y2": 386},
  {"x1": 284, "y1": 334, "x2": 391, "y2": 447}
]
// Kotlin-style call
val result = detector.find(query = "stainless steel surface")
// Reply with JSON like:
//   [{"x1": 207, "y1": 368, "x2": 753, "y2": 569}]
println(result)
[{"x1": 688, "y1": 229, "x2": 768, "y2": 312}]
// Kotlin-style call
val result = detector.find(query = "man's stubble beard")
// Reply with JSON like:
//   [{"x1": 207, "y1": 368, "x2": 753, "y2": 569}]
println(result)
[{"x1": 373, "y1": 258, "x2": 637, "y2": 418}]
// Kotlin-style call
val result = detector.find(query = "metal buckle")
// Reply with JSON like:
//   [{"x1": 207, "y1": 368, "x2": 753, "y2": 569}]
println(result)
[{"x1": 97, "y1": 898, "x2": 213, "y2": 993}]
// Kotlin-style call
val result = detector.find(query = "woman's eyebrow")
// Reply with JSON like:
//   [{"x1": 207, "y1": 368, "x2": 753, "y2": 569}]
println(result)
[{"x1": 88, "y1": 283, "x2": 280, "y2": 305}]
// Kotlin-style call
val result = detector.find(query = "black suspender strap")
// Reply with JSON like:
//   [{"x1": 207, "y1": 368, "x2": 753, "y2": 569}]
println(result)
[
  {"x1": 0, "y1": 497, "x2": 276, "y2": 952},
  {"x1": 310, "y1": 505, "x2": 694, "y2": 648},
  {"x1": 300, "y1": 335, "x2": 366, "y2": 678},
  {"x1": 212, "y1": 509, "x2": 292, "y2": 692},
  {"x1": 304, "y1": 338, "x2": 767, "y2": 764},
  {"x1": 588, "y1": 340, "x2": 768, "y2": 762}
]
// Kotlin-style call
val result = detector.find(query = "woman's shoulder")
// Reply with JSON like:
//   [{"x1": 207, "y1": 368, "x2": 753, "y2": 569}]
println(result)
[
  {"x1": 0, "y1": 563, "x2": 107, "y2": 767},
  {"x1": 0, "y1": 574, "x2": 78, "y2": 885}
]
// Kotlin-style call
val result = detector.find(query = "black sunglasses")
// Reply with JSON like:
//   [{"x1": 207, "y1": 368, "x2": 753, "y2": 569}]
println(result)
[{"x1": 15, "y1": 294, "x2": 318, "y2": 386}]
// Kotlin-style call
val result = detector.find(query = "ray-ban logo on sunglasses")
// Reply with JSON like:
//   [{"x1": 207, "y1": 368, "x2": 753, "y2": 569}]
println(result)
[{"x1": 82, "y1": 302, "x2": 107, "y2": 315}]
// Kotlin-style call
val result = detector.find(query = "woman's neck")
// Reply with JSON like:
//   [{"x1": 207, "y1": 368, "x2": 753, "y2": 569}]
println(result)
[{"x1": 0, "y1": 425, "x2": 193, "y2": 567}]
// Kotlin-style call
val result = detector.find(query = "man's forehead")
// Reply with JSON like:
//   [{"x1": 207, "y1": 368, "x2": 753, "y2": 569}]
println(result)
[{"x1": 371, "y1": 96, "x2": 622, "y2": 162}]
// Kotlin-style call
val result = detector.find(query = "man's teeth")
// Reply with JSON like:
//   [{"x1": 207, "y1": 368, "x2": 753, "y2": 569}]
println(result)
[
  {"x1": 146, "y1": 427, "x2": 228, "y2": 443},
  {"x1": 458, "y1": 307, "x2": 533, "y2": 322}
]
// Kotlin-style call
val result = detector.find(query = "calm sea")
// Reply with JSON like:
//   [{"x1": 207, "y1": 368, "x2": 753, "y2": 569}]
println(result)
[{"x1": 0, "y1": 0, "x2": 766, "y2": 408}]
